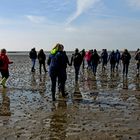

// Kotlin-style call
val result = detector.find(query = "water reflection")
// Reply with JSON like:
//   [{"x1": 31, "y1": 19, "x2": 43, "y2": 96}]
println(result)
[
  {"x1": 123, "y1": 77, "x2": 128, "y2": 89},
  {"x1": 38, "y1": 74, "x2": 47, "y2": 96},
  {"x1": 30, "y1": 73, "x2": 37, "y2": 91},
  {"x1": 0, "y1": 88, "x2": 11, "y2": 116},
  {"x1": 74, "y1": 82, "x2": 82, "y2": 98},
  {"x1": 135, "y1": 76, "x2": 140, "y2": 91},
  {"x1": 49, "y1": 100, "x2": 67, "y2": 139},
  {"x1": 99, "y1": 70, "x2": 108, "y2": 89}
]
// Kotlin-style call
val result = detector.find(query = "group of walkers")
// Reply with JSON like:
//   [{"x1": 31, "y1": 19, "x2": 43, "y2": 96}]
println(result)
[
  {"x1": 0, "y1": 45, "x2": 140, "y2": 101},
  {"x1": 85, "y1": 48, "x2": 140, "y2": 77},
  {"x1": 29, "y1": 48, "x2": 47, "y2": 74}
]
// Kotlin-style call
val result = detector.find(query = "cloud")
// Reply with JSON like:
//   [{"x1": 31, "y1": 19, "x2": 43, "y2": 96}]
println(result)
[
  {"x1": 25, "y1": 15, "x2": 46, "y2": 24},
  {"x1": 65, "y1": 26, "x2": 78, "y2": 32},
  {"x1": 127, "y1": 0, "x2": 140, "y2": 9},
  {"x1": 66, "y1": 0, "x2": 100, "y2": 24}
]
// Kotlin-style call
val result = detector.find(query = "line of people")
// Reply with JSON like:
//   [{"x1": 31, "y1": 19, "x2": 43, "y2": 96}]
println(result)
[
  {"x1": 84, "y1": 48, "x2": 140, "y2": 77},
  {"x1": 0, "y1": 46, "x2": 139, "y2": 102},
  {"x1": 48, "y1": 46, "x2": 140, "y2": 101}
]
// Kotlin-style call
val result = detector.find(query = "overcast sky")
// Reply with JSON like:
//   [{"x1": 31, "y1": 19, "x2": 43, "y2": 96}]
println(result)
[{"x1": 0, "y1": 0, "x2": 140, "y2": 51}]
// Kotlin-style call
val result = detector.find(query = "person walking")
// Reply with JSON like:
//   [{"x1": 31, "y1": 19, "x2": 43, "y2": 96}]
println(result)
[
  {"x1": 121, "y1": 49, "x2": 131, "y2": 77},
  {"x1": 38, "y1": 49, "x2": 47, "y2": 74},
  {"x1": 115, "y1": 49, "x2": 121, "y2": 70},
  {"x1": 85, "y1": 50, "x2": 92, "y2": 69},
  {"x1": 135, "y1": 49, "x2": 140, "y2": 76},
  {"x1": 70, "y1": 48, "x2": 82, "y2": 82},
  {"x1": 90, "y1": 49, "x2": 100, "y2": 76},
  {"x1": 108, "y1": 50, "x2": 116, "y2": 73},
  {"x1": 29, "y1": 48, "x2": 37, "y2": 72},
  {"x1": 48, "y1": 43, "x2": 69, "y2": 101},
  {"x1": 0, "y1": 48, "x2": 13, "y2": 88},
  {"x1": 101, "y1": 49, "x2": 108, "y2": 70},
  {"x1": 80, "y1": 49, "x2": 86, "y2": 69}
]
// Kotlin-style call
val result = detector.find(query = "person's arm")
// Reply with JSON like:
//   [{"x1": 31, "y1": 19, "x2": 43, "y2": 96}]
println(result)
[{"x1": 5, "y1": 55, "x2": 13, "y2": 64}]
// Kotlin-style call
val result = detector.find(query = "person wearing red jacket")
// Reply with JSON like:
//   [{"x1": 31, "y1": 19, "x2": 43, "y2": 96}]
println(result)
[{"x1": 0, "y1": 48, "x2": 13, "y2": 88}]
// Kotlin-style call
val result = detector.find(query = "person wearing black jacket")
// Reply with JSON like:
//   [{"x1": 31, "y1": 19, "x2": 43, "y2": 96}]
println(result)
[
  {"x1": 121, "y1": 49, "x2": 131, "y2": 77},
  {"x1": 91, "y1": 49, "x2": 100, "y2": 76},
  {"x1": 38, "y1": 49, "x2": 47, "y2": 74},
  {"x1": 71, "y1": 48, "x2": 82, "y2": 82},
  {"x1": 29, "y1": 48, "x2": 37, "y2": 72}
]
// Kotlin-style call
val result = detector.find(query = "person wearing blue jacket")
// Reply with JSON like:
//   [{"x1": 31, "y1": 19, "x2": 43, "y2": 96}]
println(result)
[{"x1": 47, "y1": 43, "x2": 70, "y2": 101}]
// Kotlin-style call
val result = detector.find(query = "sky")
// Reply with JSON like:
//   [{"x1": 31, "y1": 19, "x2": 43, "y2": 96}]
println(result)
[{"x1": 0, "y1": 0, "x2": 140, "y2": 51}]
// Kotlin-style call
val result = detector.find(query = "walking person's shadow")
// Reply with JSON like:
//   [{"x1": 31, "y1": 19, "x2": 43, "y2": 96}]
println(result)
[
  {"x1": 49, "y1": 100, "x2": 67, "y2": 139},
  {"x1": 0, "y1": 88, "x2": 11, "y2": 116}
]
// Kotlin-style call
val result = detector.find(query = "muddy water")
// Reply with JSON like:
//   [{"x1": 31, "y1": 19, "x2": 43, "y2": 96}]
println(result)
[{"x1": 0, "y1": 54, "x2": 139, "y2": 140}]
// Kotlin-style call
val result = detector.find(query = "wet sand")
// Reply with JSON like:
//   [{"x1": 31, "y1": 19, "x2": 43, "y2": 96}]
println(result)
[{"x1": 0, "y1": 53, "x2": 140, "y2": 140}]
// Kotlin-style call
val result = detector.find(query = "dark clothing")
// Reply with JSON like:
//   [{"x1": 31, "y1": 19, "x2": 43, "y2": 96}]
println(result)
[
  {"x1": 48, "y1": 51, "x2": 69, "y2": 100},
  {"x1": 109, "y1": 52, "x2": 116, "y2": 72},
  {"x1": 71, "y1": 52, "x2": 82, "y2": 81},
  {"x1": 121, "y1": 52, "x2": 131, "y2": 65},
  {"x1": 121, "y1": 51, "x2": 131, "y2": 76},
  {"x1": 0, "y1": 70, "x2": 9, "y2": 79},
  {"x1": 80, "y1": 49, "x2": 86, "y2": 69},
  {"x1": 29, "y1": 49, "x2": 37, "y2": 59},
  {"x1": 71, "y1": 52, "x2": 82, "y2": 67},
  {"x1": 115, "y1": 51, "x2": 121, "y2": 63},
  {"x1": 115, "y1": 51, "x2": 121, "y2": 69},
  {"x1": 91, "y1": 52, "x2": 100, "y2": 75},
  {"x1": 38, "y1": 51, "x2": 47, "y2": 74},
  {"x1": 101, "y1": 51, "x2": 108, "y2": 70},
  {"x1": 135, "y1": 52, "x2": 140, "y2": 73},
  {"x1": 29, "y1": 49, "x2": 37, "y2": 72}
]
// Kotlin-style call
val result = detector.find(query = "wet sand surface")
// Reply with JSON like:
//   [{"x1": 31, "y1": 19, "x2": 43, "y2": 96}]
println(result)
[{"x1": 0, "y1": 53, "x2": 140, "y2": 140}]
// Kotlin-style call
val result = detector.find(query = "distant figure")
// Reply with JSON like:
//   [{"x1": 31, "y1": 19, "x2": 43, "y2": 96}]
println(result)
[
  {"x1": 135, "y1": 48, "x2": 139, "y2": 55},
  {"x1": 121, "y1": 49, "x2": 131, "y2": 77},
  {"x1": 108, "y1": 50, "x2": 116, "y2": 73},
  {"x1": 90, "y1": 49, "x2": 100, "y2": 76},
  {"x1": 29, "y1": 48, "x2": 37, "y2": 72},
  {"x1": 115, "y1": 49, "x2": 121, "y2": 70},
  {"x1": 38, "y1": 49, "x2": 47, "y2": 74},
  {"x1": 71, "y1": 48, "x2": 82, "y2": 82},
  {"x1": 0, "y1": 48, "x2": 13, "y2": 88},
  {"x1": 85, "y1": 50, "x2": 92, "y2": 69},
  {"x1": 101, "y1": 49, "x2": 108, "y2": 70},
  {"x1": 48, "y1": 43, "x2": 69, "y2": 101},
  {"x1": 80, "y1": 49, "x2": 86, "y2": 69},
  {"x1": 135, "y1": 49, "x2": 140, "y2": 76}
]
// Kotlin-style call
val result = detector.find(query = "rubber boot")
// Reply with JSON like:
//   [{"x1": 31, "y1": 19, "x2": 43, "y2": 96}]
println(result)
[{"x1": 0, "y1": 77, "x2": 7, "y2": 88}]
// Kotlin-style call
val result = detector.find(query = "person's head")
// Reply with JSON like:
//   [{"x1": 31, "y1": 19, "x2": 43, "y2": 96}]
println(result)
[
  {"x1": 39, "y1": 49, "x2": 43, "y2": 53},
  {"x1": 1, "y1": 48, "x2": 6, "y2": 54},
  {"x1": 124, "y1": 49, "x2": 128, "y2": 53},
  {"x1": 94, "y1": 49, "x2": 97, "y2": 53},
  {"x1": 58, "y1": 44, "x2": 64, "y2": 51},
  {"x1": 82, "y1": 49, "x2": 85, "y2": 52},
  {"x1": 32, "y1": 48, "x2": 35, "y2": 51},
  {"x1": 90, "y1": 49, "x2": 93, "y2": 53},
  {"x1": 75, "y1": 48, "x2": 79, "y2": 53}
]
